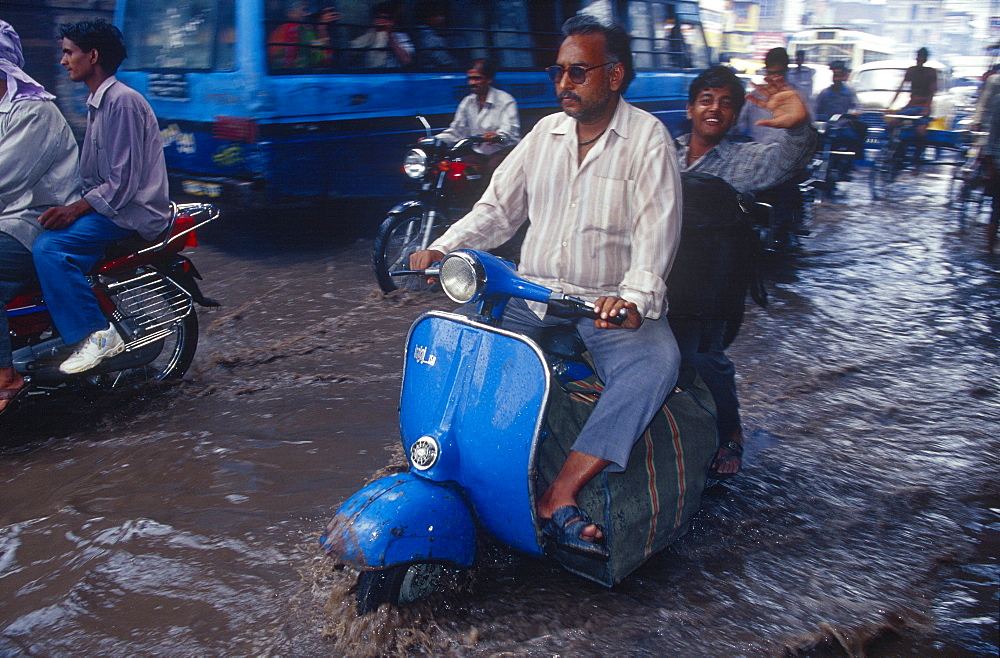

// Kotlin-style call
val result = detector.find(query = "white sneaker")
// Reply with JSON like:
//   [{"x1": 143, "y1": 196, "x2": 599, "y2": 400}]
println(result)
[{"x1": 59, "y1": 325, "x2": 125, "y2": 374}]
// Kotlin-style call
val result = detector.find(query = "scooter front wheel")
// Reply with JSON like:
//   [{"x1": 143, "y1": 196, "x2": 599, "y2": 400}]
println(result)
[{"x1": 355, "y1": 562, "x2": 455, "y2": 614}]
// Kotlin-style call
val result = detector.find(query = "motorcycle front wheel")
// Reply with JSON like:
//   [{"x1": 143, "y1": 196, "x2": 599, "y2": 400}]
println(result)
[
  {"x1": 91, "y1": 312, "x2": 199, "y2": 389},
  {"x1": 355, "y1": 562, "x2": 457, "y2": 614},
  {"x1": 371, "y1": 207, "x2": 443, "y2": 293}
]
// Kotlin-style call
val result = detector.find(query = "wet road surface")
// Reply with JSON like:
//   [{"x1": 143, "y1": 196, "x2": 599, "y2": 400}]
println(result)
[{"x1": 1, "y1": 170, "x2": 998, "y2": 656}]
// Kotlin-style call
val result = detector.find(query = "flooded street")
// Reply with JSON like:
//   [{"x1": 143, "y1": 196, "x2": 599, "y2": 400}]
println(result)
[{"x1": 1, "y1": 169, "x2": 998, "y2": 656}]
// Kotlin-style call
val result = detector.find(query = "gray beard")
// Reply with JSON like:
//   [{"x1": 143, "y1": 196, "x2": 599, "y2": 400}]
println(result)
[{"x1": 563, "y1": 90, "x2": 615, "y2": 123}]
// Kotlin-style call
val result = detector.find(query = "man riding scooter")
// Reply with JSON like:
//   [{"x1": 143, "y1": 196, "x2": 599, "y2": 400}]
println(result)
[
  {"x1": 411, "y1": 15, "x2": 683, "y2": 558},
  {"x1": 814, "y1": 61, "x2": 867, "y2": 187}
]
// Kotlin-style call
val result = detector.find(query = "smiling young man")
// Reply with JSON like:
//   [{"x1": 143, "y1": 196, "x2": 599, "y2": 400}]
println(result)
[
  {"x1": 674, "y1": 65, "x2": 816, "y2": 479},
  {"x1": 34, "y1": 20, "x2": 169, "y2": 375},
  {"x1": 409, "y1": 15, "x2": 683, "y2": 559}
]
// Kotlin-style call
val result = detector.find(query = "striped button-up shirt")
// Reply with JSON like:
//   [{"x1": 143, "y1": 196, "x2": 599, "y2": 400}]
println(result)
[{"x1": 430, "y1": 98, "x2": 682, "y2": 319}]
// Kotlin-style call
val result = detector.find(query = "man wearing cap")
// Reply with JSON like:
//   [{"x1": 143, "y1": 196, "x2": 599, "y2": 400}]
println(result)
[{"x1": 0, "y1": 20, "x2": 81, "y2": 415}]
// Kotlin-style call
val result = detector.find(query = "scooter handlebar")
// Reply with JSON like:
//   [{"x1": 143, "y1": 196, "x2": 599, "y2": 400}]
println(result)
[{"x1": 390, "y1": 266, "x2": 440, "y2": 278}]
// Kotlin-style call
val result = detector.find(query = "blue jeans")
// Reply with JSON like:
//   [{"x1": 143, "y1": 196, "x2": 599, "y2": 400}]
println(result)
[
  {"x1": 0, "y1": 233, "x2": 34, "y2": 369},
  {"x1": 485, "y1": 297, "x2": 680, "y2": 472},
  {"x1": 33, "y1": 213, "x2": 135, "y2": 346},
  {"x1": 670, "y1": 318, "x2": 741, "y2": 441}
]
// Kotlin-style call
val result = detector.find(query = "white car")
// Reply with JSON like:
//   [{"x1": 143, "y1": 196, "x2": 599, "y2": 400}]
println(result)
[{"x1": 849, "y1": 59, "x2": 955, "y2": 129}]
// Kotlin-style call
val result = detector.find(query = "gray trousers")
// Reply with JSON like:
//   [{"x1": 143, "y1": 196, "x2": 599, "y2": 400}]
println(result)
[
  {"x1": 491, "y1": 297, "x2": 680, "y2": 471},
  {"x1": 0, "y1": 233, "x2": 34, "y2": 369}
]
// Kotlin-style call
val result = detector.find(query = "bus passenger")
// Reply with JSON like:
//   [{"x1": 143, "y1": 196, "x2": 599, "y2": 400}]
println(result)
[
  {"x1": 268, "y1": 2, "x2": 338, "y2": 70},
  {"x1": 674, "y1": 65, "x2": 816, "y2": 479},
  {"x1": 435, "y1": 58, "x2": 520, "y2": 173},
  {"x1": 410, "y1": 15, "x2": 683, "y2": 559},
  {"x1": 35, "y1": 20, "x2": 170, "y2": 375},
  {"x1": 414, "y1": 1, "x2": 456, "y2": 69},
  {"x1": 0, "y1": 20, "x2": 81, "y2": 414},
  {"x1": 348, "y1": 1, "x2": 413, "y2": 69}
]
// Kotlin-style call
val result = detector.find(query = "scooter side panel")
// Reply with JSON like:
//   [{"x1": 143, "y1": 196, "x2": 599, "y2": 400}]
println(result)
[
  {"x1": 400, "y1": 313, "x2": 549, "y2": 556},
  {"x1": 320, "y1": 473, "x2": 476, "y2": 569}
]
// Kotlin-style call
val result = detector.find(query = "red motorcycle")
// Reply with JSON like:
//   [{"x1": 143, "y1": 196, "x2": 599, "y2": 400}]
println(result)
[
  {"x1": 6, "y1": 202, "x2": 219, "y2": 392},
  {"x1": 371, "y1": 116, "x2": 507, "y2": 293}
]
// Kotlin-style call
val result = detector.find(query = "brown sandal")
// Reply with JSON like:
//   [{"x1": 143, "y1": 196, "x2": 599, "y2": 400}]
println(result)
[{"x1": 0, "y1": 380, "x2": 30, "y2": 416}]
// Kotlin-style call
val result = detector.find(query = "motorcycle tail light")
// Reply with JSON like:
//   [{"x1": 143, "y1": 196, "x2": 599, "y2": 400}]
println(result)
[
  {"x1": 185, "y1": 231, "x2": 198, "y2": 249},
  {"x1": 447, "y1": 162, "x2": 467, "y2": 179}
]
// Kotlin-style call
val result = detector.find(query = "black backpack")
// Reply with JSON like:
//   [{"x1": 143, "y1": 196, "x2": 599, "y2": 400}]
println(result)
[{"x1": 666, "y1": 171, "x2": 767, "y2": 347}]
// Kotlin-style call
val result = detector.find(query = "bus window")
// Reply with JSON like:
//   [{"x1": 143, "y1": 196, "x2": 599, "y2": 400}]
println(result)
[
  {"x1": 264, "y1": 0, "x2": 585, "y2": 74},
  {"x1": 629, "y1": 1, "x2": 708, "y2": 71},
  {"x1": 528, "y1": 0, "x2": 581, "y2": 67},
  {"x1": 122, "y1": 0, "x2": 235, "y2": 71}
]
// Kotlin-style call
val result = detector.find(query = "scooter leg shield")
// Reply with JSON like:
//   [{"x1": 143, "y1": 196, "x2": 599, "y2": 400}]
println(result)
[{"x1": 320, "y1": 472, "x2": 476, "y2": 570}]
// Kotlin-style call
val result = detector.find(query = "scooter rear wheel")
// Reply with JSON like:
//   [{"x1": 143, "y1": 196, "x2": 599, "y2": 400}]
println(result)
[{"x1": 355, "y1": 562, "x2": 453, "y2": 614}]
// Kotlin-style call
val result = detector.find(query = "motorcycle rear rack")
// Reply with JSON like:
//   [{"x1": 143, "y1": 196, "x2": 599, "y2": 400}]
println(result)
[{"x1": 104, "y1": 270, "x2": 193, "y2": 351}]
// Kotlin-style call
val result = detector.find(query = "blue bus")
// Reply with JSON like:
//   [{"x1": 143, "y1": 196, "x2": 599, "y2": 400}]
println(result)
[{"x1": 113, "y1": 0, "x2": 711, "y2": 205}]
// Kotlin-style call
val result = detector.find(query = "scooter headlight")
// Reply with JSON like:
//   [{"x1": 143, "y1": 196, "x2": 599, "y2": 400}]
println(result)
[
  {"x1": 403, "y1": 149, "x2": 428, "y2": 179},
  {"x1": 439, "y1": 250, "x2": 485, "y2": 304}
]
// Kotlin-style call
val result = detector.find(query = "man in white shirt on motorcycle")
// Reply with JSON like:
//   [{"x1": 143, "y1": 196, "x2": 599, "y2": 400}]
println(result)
[{"x1": 435, "y1": 58, "x2": 521, "y2": 172}]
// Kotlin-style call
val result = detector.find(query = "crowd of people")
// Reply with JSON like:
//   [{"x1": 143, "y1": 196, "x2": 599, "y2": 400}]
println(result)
[
  {"x1": 2, "y1": 8, "x2": 997, "y2": 556},
  {"x1": 267, "y1": 1, "x2": 459, "y2": 71}
]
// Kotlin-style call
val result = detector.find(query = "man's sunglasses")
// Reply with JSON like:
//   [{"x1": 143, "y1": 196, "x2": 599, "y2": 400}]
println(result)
[{"x1": 546, "y1": 62, "x2": 614, "y2": 84}]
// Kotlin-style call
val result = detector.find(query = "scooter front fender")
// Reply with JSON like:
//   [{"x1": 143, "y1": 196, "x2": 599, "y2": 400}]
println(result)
[{"x1": 320, "y1": 472, "x2": 476, "y2": 569}]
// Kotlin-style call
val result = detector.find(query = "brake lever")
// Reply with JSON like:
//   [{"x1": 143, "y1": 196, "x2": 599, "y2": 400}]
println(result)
[{"x1": 389, "y1": 266, "x2": 440, "y2": 277}]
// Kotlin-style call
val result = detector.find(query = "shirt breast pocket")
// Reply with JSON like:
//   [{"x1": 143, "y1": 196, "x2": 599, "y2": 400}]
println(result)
[
  {"x1": 583, "y1": 175, "x2": 632, "y2": 256},
  {"x1": 93, "y1": 138, "x2": 111, "y2": 183}
]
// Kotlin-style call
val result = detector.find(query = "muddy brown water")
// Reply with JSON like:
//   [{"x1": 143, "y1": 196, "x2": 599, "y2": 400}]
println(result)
[{"x1": 1, "y1": 171, "x2": 997, "y2": 656}]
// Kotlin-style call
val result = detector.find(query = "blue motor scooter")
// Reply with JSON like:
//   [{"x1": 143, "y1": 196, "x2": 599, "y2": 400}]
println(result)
[{"x1": 321, "y1": 250, "x2": 719, "y2": 613}]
